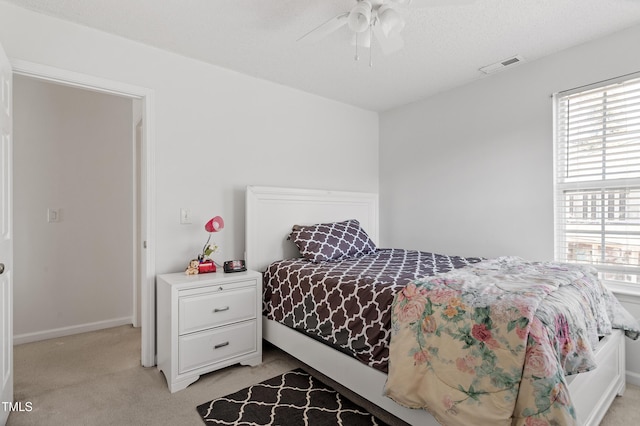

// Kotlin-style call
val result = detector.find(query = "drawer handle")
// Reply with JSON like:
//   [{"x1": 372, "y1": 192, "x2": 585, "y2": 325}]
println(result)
[
  {"x1": 214, "y1": 341, "x2": 229, "y2": 350},
  {"x1": 213, "y1": 306, "x2": 230, "y2": 313}
]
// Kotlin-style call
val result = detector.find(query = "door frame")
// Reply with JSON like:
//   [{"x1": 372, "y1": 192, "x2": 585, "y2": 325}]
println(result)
[
  {"x1": 11, "y1": 59, "x2": 156, "y2": 367},
  {"x1": 0, "y1": 41, "x2": 13, "y2": 425}
]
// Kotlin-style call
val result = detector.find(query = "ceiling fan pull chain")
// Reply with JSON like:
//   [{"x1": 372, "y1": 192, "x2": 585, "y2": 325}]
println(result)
[
  {"x1": 355, "y1": 32, "x2": 360, "y2": 61},
  {"x1": 369, "y1": 24, "x2": 373, "y2": 67}
]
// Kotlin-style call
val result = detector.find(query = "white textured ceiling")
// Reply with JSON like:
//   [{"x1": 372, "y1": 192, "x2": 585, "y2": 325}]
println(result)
[{"x1": 6, "y1": 0, "x2": 640, "y2": 111}]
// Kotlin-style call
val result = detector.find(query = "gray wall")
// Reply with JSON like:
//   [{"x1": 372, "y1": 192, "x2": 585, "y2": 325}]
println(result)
[{"x1": 13, "y1": 76, "x2": 134, "y2": 341}]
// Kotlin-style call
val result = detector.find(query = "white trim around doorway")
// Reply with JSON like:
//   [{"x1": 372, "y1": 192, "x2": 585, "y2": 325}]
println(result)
[{"x1": 10, "y1": 59, "x2": 156, "y2": 367}]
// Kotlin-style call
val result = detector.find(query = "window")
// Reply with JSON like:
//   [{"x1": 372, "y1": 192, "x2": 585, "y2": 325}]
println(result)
[{"x1": 554, "y1": 73, "x2": 640, "y2": 287}]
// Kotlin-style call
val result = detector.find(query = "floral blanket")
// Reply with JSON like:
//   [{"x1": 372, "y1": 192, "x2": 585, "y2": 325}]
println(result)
[{"x1": 384, "y1": 257, "x2": 640, "y2": 426}]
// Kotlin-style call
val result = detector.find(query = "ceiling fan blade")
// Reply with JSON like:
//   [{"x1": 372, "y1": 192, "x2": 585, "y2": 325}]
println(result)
[
  {"x1": 297, "y1": 12, "x2": 349, "y2": 44},
  {"x1": 372, "y1": 24, "x2": 404, "y2": 55}
]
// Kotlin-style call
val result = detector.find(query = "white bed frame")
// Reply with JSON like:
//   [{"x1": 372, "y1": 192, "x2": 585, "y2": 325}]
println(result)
[{"x1": 245, "y1": 185, "x2": 626, "y2": 426}]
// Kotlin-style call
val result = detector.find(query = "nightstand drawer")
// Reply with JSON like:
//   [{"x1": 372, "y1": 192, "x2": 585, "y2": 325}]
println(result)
[
  {"x1": 157, "y1": 270, "x2": 262, "y2": 392},
  {"x1": 178, "y1": 320, "x2": 257, "y2": 373},
  {"x1": 179, "y1": 286, "x2": 256, "y2": 335}
]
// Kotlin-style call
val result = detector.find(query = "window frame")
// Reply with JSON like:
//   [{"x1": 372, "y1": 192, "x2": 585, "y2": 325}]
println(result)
[{"x1": 553, "y1": 71, "x2": 640, "y2": 294}]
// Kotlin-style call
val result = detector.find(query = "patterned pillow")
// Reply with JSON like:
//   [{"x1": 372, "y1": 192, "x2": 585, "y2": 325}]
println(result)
[{"x1": 288, "y1": 219, "x2": 377, "y2": 263}]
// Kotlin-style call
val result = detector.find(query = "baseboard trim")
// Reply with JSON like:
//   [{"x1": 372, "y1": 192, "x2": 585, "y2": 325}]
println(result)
[
  {"x1": 626, "y1": 370, "x2": 640, "y2": 388},
  {"x1": 13, "y1": 317, "x2": 133, "y2": 345}
]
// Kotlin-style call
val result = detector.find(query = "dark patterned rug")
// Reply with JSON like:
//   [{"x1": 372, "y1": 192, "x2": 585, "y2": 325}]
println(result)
[{"x1": 196, "y1": 368, "x2": 389, "y2": 425}]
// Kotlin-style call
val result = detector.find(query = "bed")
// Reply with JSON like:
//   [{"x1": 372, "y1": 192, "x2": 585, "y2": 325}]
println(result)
[{"x1": 245, "y1": 185, "x2": 637, "y2": 425}]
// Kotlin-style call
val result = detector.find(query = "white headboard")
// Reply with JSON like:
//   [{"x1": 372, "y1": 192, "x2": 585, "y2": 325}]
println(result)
[{"x1": 245, "y1": 186, "x2": 379, "y2": 272}]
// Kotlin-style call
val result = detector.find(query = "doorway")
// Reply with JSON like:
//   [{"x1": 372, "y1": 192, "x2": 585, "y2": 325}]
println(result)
[
  {"x1": 13, "y1": 75, "x2": 138, "y2": 342},
  {"x1": 11, "y1": 60, "x2": 155, "y2": 367}
]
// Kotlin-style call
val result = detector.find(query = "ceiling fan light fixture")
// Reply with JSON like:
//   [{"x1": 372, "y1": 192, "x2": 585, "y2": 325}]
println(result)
[
  {"x1": 348, "y1": 1, "x2": 373, "y2": 33},
  {"x1": 377, "y1": 5, "x2": 405, "y2": 37},
  {"x1": 299, "y1": 0, "x2": 442, "y2": 61}
]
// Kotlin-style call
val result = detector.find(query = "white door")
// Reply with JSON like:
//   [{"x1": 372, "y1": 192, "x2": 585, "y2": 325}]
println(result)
[{"x1": 0, "y1": 41, "x2": 13, "y2": 425}]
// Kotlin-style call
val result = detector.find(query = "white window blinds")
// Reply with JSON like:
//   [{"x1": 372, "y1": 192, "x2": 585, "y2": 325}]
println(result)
[{"x1": 554, "y1": 73, "x2": 640, "y2": 286}]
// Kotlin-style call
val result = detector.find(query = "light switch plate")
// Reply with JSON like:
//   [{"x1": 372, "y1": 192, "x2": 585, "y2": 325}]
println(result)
[
  {"x1": 180, "y1": 208, "x2": 191, "y2": 224},
  {"x1": 47, "y1": 208, "x2": 59, "y2": 223}
]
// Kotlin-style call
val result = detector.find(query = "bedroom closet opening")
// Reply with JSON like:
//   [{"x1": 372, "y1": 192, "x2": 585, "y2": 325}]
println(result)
[{"x1": 12, "y1": 75, "x2": 143, "y2": 355}]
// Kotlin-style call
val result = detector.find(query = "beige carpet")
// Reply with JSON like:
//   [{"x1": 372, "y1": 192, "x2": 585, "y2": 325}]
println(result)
[{"x1": 7, "y1": 325, "x2": 638, "y2": 425}]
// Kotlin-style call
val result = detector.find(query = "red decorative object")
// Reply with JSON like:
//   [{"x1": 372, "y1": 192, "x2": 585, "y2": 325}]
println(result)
[
  {"x1": 205, "y1": 216, "x2": 224, "y2": 233},
  {"x1": 200, "y1": 215, "x2": 225, "y2": 260},
  {"x1": 198, "y1": 259, "x2": 216, "y2": 274}
]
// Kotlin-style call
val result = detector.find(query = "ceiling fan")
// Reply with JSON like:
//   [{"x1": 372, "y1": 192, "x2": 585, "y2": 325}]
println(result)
[{"x1": 298, "y1": 0, "x2": 475, "y2": 65}]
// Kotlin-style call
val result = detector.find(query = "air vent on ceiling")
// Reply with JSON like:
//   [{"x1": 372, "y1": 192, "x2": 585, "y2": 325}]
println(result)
[{"x1": 479, "y1": 55, "x2": 525, "y2": 75}]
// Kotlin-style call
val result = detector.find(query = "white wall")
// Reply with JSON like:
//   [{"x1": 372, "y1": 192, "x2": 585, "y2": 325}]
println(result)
[
  {"x1": 13, "y1": 76, "x2": 134, "y2": 341},
  {"x1": 380, "y1": 24, "x2": 640, "y2": 260},
  {"x1": 0, "y1": 1, "x2": 379, "y2": 276},
  {"x1": 380, "y1": 23, "x2": 640, "y2": 383}
]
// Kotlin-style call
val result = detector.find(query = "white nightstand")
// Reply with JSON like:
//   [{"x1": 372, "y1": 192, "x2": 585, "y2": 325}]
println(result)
[{"x1": 157, "y1": 270, "x2": 262, "y2": 392}]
